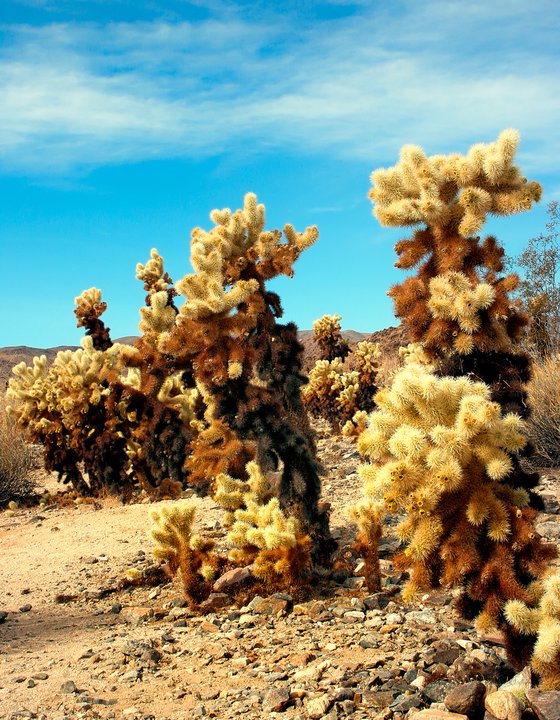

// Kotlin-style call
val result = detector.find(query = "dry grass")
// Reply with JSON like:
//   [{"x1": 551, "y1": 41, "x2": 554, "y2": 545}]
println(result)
[
  {"x1": 527, "y1": 354, "x2": 560, "y2": 466},
  {"x1": 0, "y1": 393, "x2": 36, "y2": 503}
]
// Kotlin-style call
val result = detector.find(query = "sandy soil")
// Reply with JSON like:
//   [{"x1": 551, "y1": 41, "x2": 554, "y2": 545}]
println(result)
[{"x1": 1, "y1": 426, "x2": 559, "y2": 720}]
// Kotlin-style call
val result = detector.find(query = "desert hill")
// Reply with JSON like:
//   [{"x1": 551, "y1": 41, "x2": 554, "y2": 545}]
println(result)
[{"x1": 0, "y1": 327, "x2": 407, "y2": 388}]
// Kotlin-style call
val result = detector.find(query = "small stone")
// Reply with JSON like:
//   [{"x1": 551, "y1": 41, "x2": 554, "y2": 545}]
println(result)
[
  {"x1": 425, "y1": 681, "x2": 458, "y2": 704},
  {"x1": 526, "y1": 690, "x2": 560, "y2": 720},
  {"x1": 121, "y1": 606, "x2": 154, "y2": 625},
  {"x1": 0, "y1": 611, "x2": 8, "y2": 623},
  {"x1": 359, "y1": 633, "x2": 379, "y2": 649},
  {"x1": 251, "y1": 596, "x2": 290, "y2": 615},
  {"x1": 200, "y1": 620, "x2": 220, "y2": 633},
  {"x1": 444, "y1": 681, "x2": 486, "y2": 717},
  {"x1": 61, "y1": 680, "x2": 78, "y2": 694},
  {"x1": 429, "y1": 640, "x2": 462, "y2": 665},
  {"x1": 26, "y1": 679, "x2": 35, "y2": 688},
  {"x1": 410, "y1": 711, "x2": 468, "y2": 720},
  {"x1": 170, "y1": 597, "x2": 188, "y2": 608},
  {"x1": 32, "y1": 673, "x2": 48, "y2": 680},
  {"x1": 484, "y1": 690, "x2": 522, "y2": 720},
  {"x1": 199, "y1": 593, "x2": 232, "y2": 611},
  {"x1": 19, "y1": 604, "x2": 32, "y2": 613},
  {"x1": 306, "y1": 695, "x2": 333, "y2": 719},
  {"x1": 213, "y1": 566, "x2": 252, "y2": 592},
  {"x1": 262, "y1": 687, "x2": 291, "y2": 712},
  {"x1": 110, "y1": 603, "x2": 122, "y2": 614}
]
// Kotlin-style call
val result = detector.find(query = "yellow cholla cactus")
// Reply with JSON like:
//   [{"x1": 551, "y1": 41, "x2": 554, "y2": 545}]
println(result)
[
  {"x1": 150, "y1": 501, "x2": 216, "y2": 602},
  {"x1": 136, "y1": 248, "x2": 173, "y2": 294},
  {"x1": 175, "y1": 192, "x2": 318, "y2": 321},
  {"x1": 370, "y1": 129, "x2": 541, "y2": 236},
  {"x1": 74, "y1": 287, "x2": 106, "y2": 325},
  {"x1": 139, "y1": 290, "x2": 177, "y2": 336},
  {"x1": 215, "y1": 461, "x2": 311, "y2": 589},
  {"x1": 505, "y1": 573, "x2": 560, "y2": 689},
  {"x1": 356, "y1": 361, "x2": 529, "y2": 604}
]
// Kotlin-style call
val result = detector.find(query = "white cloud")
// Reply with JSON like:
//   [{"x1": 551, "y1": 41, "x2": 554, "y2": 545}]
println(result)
[{"x1": 0, "y1": 0, "x2": 559, "y2": 175}]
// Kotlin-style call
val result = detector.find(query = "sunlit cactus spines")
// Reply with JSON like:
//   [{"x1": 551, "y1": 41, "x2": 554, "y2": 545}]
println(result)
[{"x1": 358, "y1": 130, "x2": 558, "y2": 686}]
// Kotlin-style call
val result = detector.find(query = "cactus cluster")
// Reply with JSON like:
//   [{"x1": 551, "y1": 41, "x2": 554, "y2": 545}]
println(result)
[{"x1": 303, "y1": 314, "x2": 380, "y2": 437}]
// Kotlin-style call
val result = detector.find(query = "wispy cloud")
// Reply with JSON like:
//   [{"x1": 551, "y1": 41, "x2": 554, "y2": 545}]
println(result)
[{"x1": 1, "y1": 0, "x2": 559, "y2": 175}]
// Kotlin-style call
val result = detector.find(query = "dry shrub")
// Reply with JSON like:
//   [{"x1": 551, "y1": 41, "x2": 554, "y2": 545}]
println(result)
[
  {"x1": 527, "y1": 354, "x2": 560, "y2": 466},
  {"x1": 375, "y1": 350, "x2": 402, "y2": 388},
  {"x1": 0, "y1": 394, "x2": 36, "y2": 502}
]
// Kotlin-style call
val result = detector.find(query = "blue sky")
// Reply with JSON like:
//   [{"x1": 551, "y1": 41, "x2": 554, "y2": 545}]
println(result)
[{"x1": 1, "y1": 0, "x2": 559, "y2": 347}]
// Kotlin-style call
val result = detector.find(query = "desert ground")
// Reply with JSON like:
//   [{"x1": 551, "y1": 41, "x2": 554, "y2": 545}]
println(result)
[{"x1": 1, "y1": 418, "x2": 560, "y2": 720}]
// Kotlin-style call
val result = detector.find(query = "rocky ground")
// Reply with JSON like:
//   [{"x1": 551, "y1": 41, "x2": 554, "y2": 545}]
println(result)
[{"x1": 1, "y1": 422, "x2": 560, "y2": 720}]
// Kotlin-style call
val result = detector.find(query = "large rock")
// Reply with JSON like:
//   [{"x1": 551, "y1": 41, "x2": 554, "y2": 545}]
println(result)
[
  {"x1": 526, "y1": 690, "x2": 560, "y2": 720},
  {"x1": 445, "y1": 681, "x2": 486, "y2": 718},
  {"x1": 484, "y1": 690, "x2": 522, "y2": 720}
]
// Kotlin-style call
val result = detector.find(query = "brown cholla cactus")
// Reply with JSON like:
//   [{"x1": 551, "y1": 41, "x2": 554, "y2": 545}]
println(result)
[
  {"x1": 356, "y1": 362, "x2": 555, "y2": 626},
  {"x1": 160, "y1": 193, "x2": 333, "y2": 560},
  {"x1": 359, "y1": 130, "x2": 558, "y2": 684},
  {"x1": 312, "y1": 314, "x2": 350, "y2": 361},
  {"x1": 7, "y1": 338, "x2": 130, "y2": 494},
  {"x1": 74, "y1": 287, "x2": 113, "y2": 351}
]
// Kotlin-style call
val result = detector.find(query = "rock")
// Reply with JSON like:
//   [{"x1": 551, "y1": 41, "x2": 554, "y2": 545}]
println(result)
[
  {"x1": 262, "y1": 687, "x2": 291, "y2": 712},
  {"x1": 526, "y1": 690, "x2": 560, "y2": 720},
  {"x1": 199, "y1": 593, "x2": 232, "y2": 611},
  {"x1": 499, "y1": 667, "x2": 532, "y2": 702},
  {"x1": 306, "y1": 694, "x2": 333, "y2": 718},
  {"x1": 121, "y1": 606, "x2": 154, "y2": 625},
  {"x1": 428, "y1": 640, "x2": 462, "y2": 665},
  {"x1": 212, "y1": 566, "x2": 252, "y2": 592},
  {"x1": 0, "y1": 611, "x2": 7, "y2": 623},
  {"x1": 19, "y1": 604, "x2": 32, "y2": 613},
  {"x1": 32, "y1": 673, "x2": 48, "y2": 680},
  {"x1": 425, "y1": 680, "x2": 458, "y2": 703},
  {"x1": 444, "y1": 681, "x2": 486, "y2": 717},
  {"x1": 410, "y1": 711, "x2": 468, "y2": 720},
  {"x1": 406, "y1": 609, "x2": 438, "y2": 625},
  {"x1": 359, "y1": 633, "x2": 379, "y2": 649},
  {"x1": 252, "y1": 596, "x2": 290, "y2": 616},
  {"x1": 60, "y1": 680, "x2": 78, "y2": 694},
  {"x1": 170, "y1": 597, "x2": 188, "y2": 608},
  {"x1": 484, "y1": 690, "x2": 522, "y2": 720}
]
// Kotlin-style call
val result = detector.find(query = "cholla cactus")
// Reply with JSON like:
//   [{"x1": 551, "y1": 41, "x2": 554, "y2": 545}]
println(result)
[
  {"x1": 215, "y1": 461, "x2": 312, "y2": 590},
  {"x1": 357, "y1": 362, "x2": 555, "y2": 627},
  {"x1": 74, "y1": 287, "x2": 113, "y2": 351},
  {"x1": 161, "y1": 193, "x2": 333, "y2": 561},
  {"x1": 370, "y1": 130, "x2": 539, "y2": 418},
  {"x1": 312, "y1": 314, "x2": 350, "y2": 361},
  {"x1": 8, "y1": 338, "x2": 129, "y2": 494},
  {"x1": 360, "y1": 131, "x2": 557, "y2": 680},
  {"x1": 505, "y1": 573, "x2": 560, "y2": 689},
  {"x1": 303, "y1": 333, "x2": 380, "y2": 437},
  {"x1": 150, "y1": 501, "x2": 217, "y2": 603}
]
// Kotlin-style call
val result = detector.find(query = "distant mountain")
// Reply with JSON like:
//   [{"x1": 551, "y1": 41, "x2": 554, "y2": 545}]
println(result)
[{"x1": 0, "y1": 327, "x2": 406, "y2": 389}]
